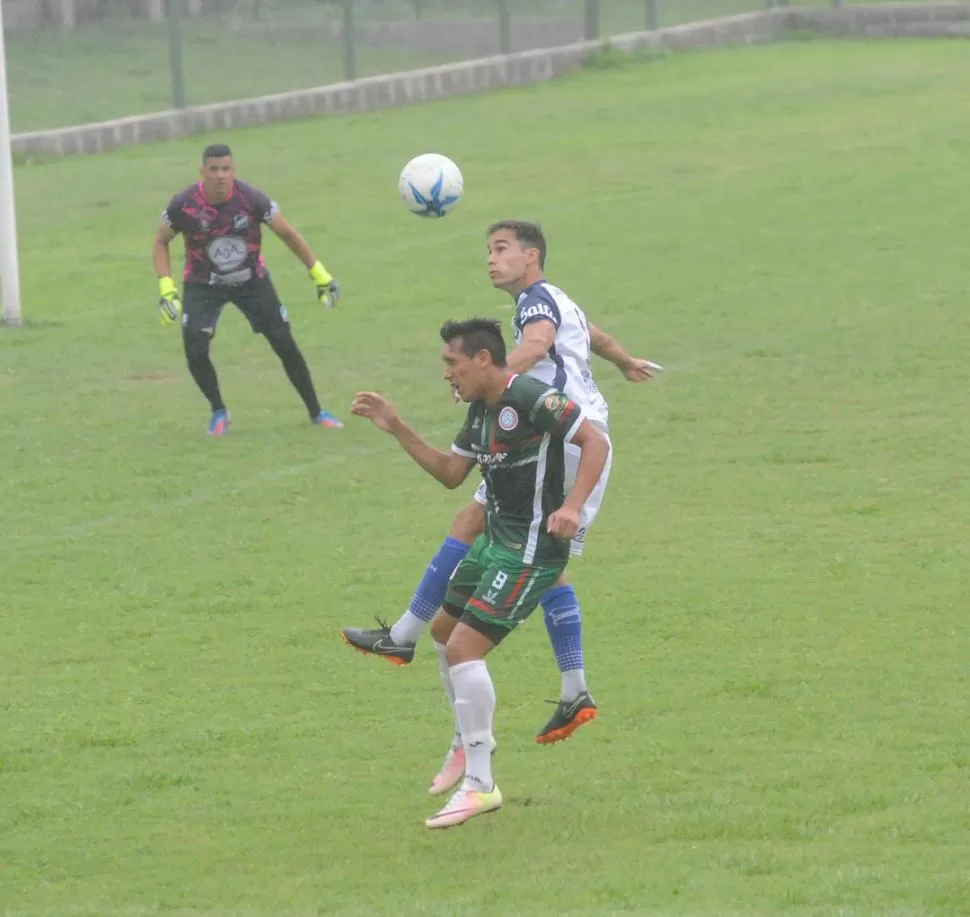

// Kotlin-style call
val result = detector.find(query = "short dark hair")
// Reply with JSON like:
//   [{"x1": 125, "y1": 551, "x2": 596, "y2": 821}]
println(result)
[
  {"x1": 440, "y1": 318, "x2": 507, "y2": 367},
  {"x1": 203, "y1": 143, "x2": 232, "y2": 162},
  {"x1": 487, "y1": 220, "x2": 547, "y2": 268}
]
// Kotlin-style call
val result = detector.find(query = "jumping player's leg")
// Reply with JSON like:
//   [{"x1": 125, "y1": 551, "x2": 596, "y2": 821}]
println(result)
[
  {"x1": 429, "y1": 607, "x2": 463, "y2": 771},
  {"x1": 535, "y1": 568, "x2": 599, "y2": 745},
  {"x1": 424, "y1": 538, "x2": 494, "y2": 796},
  {"x1": 235, "y1": 277, "x2": 342, "y2": 426},
  {"x1": 180, "y1": 284, "x2": 229, "y2": 434},
  {"x1": 541, "y1": 571, "x2": 586, "y2": 699},
  {"x1": 536, "y1": 434, "x2": 613, "y2": 741},
  {"x1": 425, "y1": 542, "x2": 563, "y2": 829},
  {"x1": 388, "y1": 493, "x2": 486, "y2": 645},
  {"x1": 340, "y1": 493, "x2": 486, "y2": 663}
]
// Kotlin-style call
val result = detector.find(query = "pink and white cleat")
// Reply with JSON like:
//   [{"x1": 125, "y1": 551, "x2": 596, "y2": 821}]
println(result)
[
  {"x1": 425, "y1": 784, "x2": 503, "y2": 829},
  {"x1": 428, "y1": 737, "x2": 498, "y2": 797},
  {"x1": 429, "y1": 745, "x2": 466, "y2": 797}
]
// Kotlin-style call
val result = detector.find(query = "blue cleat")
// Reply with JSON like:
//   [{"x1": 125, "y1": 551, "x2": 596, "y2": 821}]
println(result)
[
  {"x1": 208, "y1": 409, "x2": 230, "y2": 436},
  {"x1": 313, "y1": 409, "x2": 344, "y2": 429}
]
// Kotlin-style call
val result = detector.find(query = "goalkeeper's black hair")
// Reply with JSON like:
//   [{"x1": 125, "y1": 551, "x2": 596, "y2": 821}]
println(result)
[
  {"x1": 487, "y1": 220, "x2": 547, "y2": 268},
  {"x1": 203, "y1": 143, "x2": 233, "y2": 162},
  {"x1": 440, "y1": 318, "x2": 507, "y2": 367}
]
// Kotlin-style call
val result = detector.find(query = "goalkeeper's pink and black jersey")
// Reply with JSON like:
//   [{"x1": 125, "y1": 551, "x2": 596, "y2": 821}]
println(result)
[{"x1": 161, "y1": 180, "x2": 279, "y2": 285}]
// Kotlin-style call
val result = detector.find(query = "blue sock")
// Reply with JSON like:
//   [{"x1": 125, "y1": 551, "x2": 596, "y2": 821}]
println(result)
[
  {"x1": 408, "y1": 536, "x2": 471, "y2": 622},
  {"x1": 541, "y1": 585, "x2": 585, "y2": 681}
]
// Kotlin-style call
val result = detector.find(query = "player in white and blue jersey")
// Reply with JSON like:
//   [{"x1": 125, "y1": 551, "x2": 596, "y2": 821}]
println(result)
[
  {"x1": 467, "y1": 242, "x2": 615, "y2": 569},
  {"x1": 342, "y1": 221, "x2": 660, "y2": 790},
  {"x1": 510, "y1": 279, "x2": 611, "y2": 429}
]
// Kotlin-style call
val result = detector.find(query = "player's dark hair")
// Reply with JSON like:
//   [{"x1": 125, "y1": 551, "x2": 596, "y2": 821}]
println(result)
[
  {"x1": 203, "y1": 143, "x2": 233, "y2": 162},
  {"x1": 440, "y1": 318, "x2": 507, "y2": 367},
  {"x1": 487, "y1": 220, "x2": 547, "y2": 268}
]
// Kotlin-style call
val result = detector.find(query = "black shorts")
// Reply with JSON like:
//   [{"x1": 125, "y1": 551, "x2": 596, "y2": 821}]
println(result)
[{"x1": 182, "y1": 276, "x2": 289, "y2": 337}]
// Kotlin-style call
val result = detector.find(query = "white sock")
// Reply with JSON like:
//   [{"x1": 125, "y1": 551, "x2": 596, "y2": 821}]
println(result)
[
  {"x1": 433, "y1": 641, "x2": 461, "y2": 748},
  {"x1": 449, "y1": 659, "x2": 496, "y2": 792},
  {"x1": 389, "y1": 610, "x2": 427, "y2": 645},
  {"x1": 561, "y1": 669, "x2": 588, "y2": 702}
]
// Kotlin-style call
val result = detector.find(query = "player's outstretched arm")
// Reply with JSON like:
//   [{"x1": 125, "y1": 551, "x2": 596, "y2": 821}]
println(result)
[
  {"x1": 507, "y1": 319, "x2": 557, "y2": 375},
  {"x1": 547, "y1": 419, "x2": 610, "y2": 540},
  {"x1": 351, "y1": 392, "x2": 476, "y2": 489},
  {"x1": 153, "y1": 223, "x2": 177, "y2": 280},
  {"x1": 153, "y1": 223, "x2": 182, "y2": 326},
  {"x1": 588, "y1": 322, "x2": 658, "y2": 382},
  {"x1": 266, "y1": 212, "x2": 340, "y2": 308},
  {"x1": 266, "y1": 212, "x2": 318, "y2": 269}
]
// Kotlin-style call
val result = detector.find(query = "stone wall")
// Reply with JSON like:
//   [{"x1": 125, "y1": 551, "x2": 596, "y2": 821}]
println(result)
[{"x1": 789, "y1": 0, "x2": 970, "y2": 33}]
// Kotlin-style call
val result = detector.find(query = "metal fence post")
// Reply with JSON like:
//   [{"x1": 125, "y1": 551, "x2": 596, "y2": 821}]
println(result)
[
  {"x1": 254, "y1": 0, "x2": 262, "y2": 22},
  {"x1": 166, "y1": 0, "x2": 186, "y2": 109},
  {"x1": 584, "y1": 0, "x2": 600, "y2": 41},
  {"x1": 342, "y1": 0, "x2": 357, "y2": 82},
  {"x1": 647, "y1": 0, "x2": 659, "y2": 30},
  {"x1": 497, "y1": 0, "x2": 511, "y2": 54}
]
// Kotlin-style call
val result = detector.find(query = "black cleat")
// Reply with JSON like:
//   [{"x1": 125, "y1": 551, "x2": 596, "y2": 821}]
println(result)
[
  {"x1": 536, "y1": 691, "x2": 598, "y2": 744},
  {"x1": 341, "y1": 619, "x2": 415, "y2": 666}
]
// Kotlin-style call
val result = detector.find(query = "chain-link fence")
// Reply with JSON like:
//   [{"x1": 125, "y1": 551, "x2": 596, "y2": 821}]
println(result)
[{"x1": 0, "y1": 0, "x2": 903, "y2": 133}]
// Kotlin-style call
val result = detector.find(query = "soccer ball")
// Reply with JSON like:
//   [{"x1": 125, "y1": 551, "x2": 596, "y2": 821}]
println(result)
[{"x1": 398, "y1": 153, "x2": 464, "y2": 219}]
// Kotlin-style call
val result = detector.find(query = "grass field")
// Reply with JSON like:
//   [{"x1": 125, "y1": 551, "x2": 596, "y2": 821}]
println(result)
[{"x1": 4, "y1": 36, "x2": 970, "y2": 917}]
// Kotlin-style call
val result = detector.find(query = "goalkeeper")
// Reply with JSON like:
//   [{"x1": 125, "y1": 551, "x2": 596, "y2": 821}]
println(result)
[{"x1": 152, "y1": 143, "x2": 343, "y2": 436}]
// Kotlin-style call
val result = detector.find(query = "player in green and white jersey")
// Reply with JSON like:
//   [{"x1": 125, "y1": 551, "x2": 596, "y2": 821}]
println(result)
[
  {"x1": 350, "y1": 318, "x2": 610, "y2": 829},
  {"x1": 342, "y1": 221, "x2": 659, "y2": 759}
]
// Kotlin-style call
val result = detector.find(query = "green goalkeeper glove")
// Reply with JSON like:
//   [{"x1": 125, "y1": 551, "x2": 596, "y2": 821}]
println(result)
[
  {"x1": 309, "y1": 261, "x2": 340, "y2": 309},
  {"x1": 158, "y1": 276, "x2": 183, "y2": 326}
]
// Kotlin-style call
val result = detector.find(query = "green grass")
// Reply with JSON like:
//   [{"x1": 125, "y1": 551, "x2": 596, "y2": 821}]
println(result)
[{"x1": 4, "y1": 36, "x2": 970, "y2": 917}]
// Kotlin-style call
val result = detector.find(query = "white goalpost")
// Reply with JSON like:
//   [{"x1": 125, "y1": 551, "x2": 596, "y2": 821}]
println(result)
[{"x1": 0, "y1": 0, "x2": 22, "y2": 328}]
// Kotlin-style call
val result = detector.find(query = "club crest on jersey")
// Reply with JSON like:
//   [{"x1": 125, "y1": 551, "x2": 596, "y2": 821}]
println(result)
[
  {"x1": 497, "y1": 406, "x2": 519, "y2": 431},
  {"x1": 233, "y1": 214, "x2": 249, "y2": 230}
]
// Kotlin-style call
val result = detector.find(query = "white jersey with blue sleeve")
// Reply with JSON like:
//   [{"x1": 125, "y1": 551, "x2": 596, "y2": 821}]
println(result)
[{"x1": 512, "y1": 280, "x2": 610, "y2": 431}]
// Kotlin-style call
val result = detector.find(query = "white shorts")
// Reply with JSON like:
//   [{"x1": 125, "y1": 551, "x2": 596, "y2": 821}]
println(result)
[{"x1": 473, "y1": 433, "x2": 613, "y2": 557}]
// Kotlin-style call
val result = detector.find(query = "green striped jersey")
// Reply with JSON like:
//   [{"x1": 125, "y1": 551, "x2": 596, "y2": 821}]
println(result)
[{"x1": 452, "y1": 373, "x2": 584, "y2": 565}]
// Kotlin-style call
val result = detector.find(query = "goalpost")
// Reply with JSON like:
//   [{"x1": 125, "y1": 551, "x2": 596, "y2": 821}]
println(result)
[{"x1": 0, "y1": 0, "x2": 22, "y2": 328}]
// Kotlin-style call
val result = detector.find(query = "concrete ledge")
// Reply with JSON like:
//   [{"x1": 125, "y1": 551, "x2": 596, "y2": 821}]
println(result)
[
  {"x1": 788, "y1": 0, "x2": 970, "y2": 32},
  {"x1": 11, "y1": 4, "x2": 970, "y2": 158},
  {"x1": 858, "y1": 21, "x2": 970, "y2": 32}
]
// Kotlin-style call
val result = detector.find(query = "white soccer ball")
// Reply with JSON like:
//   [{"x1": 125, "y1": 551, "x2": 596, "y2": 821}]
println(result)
[{"x1": 398, "y1": 153, "x2": 464, "y2": 219}]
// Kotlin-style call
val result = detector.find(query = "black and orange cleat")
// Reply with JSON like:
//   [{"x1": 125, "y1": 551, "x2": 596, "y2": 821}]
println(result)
[
  {"x1": 341, "y1": 619, "x2": 415, "y2": 667},
  {"x1": 535, "y1": 691, "x2": 598, "y2": 744}
]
